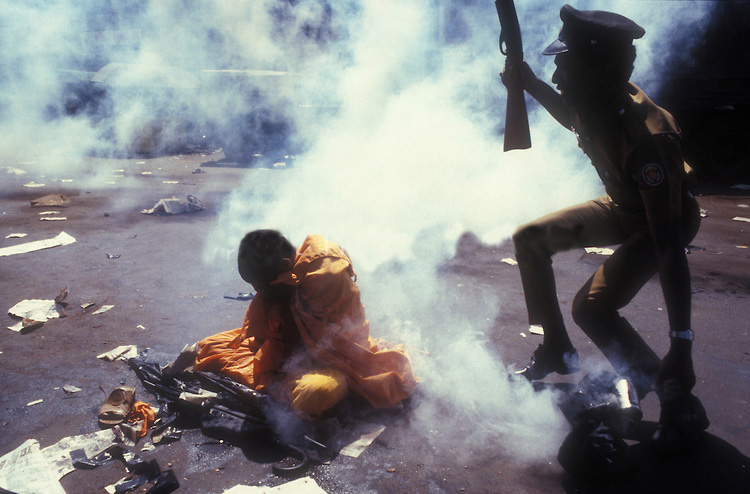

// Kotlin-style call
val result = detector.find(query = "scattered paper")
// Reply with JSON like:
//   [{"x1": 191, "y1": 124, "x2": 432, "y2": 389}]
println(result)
[
  {"x1": 97, "y1": 345, "x2": 137, "y2": 361},
  {"x1": 3, "y1": 166, "x2": 27, "y2": 175},
  {"x1": 62, "y1": 385, "x2": 81, "y2": 394},
  {"x1": 38, "y1": 211, "x2": 60, "y2": 215},
  {"x1": 529, "y1": 324, "x2": 544, "y2": 335},
  {"x1": 7, "y1": 299, "x2": 60, "y2": 331},
  {"x1": 338, "y1": 423, "x2": 387, "y2": 458},
  {"x1": 23, "y1": 182, "x2": 46, "y2": 188},
  {"x1": 81, "y1": 302, "x2": 95, "y2": 309},
  {"x1": 223, "y1": 477, "x2": 327, "y2": 494},
  {"x1": 141, "y1": 195, "x2": 204, "y2": 215},
  {"x1": 584, "y1": 247, "x2": 615, "y2": 256},
  {"x1": 5, "y1": 233, "x2": 27, "y2": 239},
  {"x1": 0, "y1": 439, "x2": 67, "y2": 494},
  {"x1": 30, "y1": 194, "x2": 70, "y2": 207},
  {"x1": 27, "y1": 399, "x2": 43, "y2": 406},
  {"x1": 92, "y1": 304, "x2": 115, "y2": 315},
  {"x1": 0, "y1": 231, "x2": 76, "y2": 257},
  {"x1": 732, "y1": 216, "x2": 750, "y2": 223},
  {"x1": 40, "y1": 429, "x2": 116, "y2": 480},
  {"x1": 40, "y1": 217, "x2": 67, "y2": 221},
  {"x1": 501, "y1": 258, "x2": 518, "y2": 266}
]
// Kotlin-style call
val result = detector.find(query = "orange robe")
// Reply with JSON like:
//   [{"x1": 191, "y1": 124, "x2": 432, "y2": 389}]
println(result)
[{"x1": 194, "y1": 234, "x2": 417, "y2": 408}]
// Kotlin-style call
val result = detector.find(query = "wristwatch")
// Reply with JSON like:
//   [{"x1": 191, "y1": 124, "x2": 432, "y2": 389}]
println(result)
[{"x1": 670, "y1": 329, "x2": 695, "y2": 341}]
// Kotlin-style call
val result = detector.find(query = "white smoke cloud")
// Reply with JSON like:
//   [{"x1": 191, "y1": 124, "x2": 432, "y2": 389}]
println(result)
[{"x1": 0, "y1": 0, "x2": 716, "y2": 462}]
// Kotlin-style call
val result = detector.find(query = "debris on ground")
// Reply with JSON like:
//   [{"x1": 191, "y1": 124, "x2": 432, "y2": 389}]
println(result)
[
  {"x1": 97, "y1": 345, "x2": 137, "y2": 361},
  {"x1": 223, "y1": 291, "x2": 254, "y2": 301},
  {"x1": 92, "y1": 304, "x2": 115, "y2": 315},
  {"x1": 27, "y1": 399, "x2": 44, "y2": 407},
  {"x1": 63, "y1": 385, "x2": 82, "y2": 394},
  {"x1": 0, "y1": 439, "x2": 67, "y2": 494},
  {"x1": 140, "y1": 195, "x2": 205, "y2": 215},
  {"x1": 3, "y1": 166, "x2": 27, "y2": 175},
  {"x1": 42, "y1": 429, "x2": 117, "y2": 479},
  {"x1": 5, "y1": 233, "x2": 27, "y2": 239},
  {"x1": 222, "y1": 476, "x2": 327, "y2": 493},
  {"x1": 7, "y1": 299, "x2": 61, "y2": 332},
  {"x1": 23, "y1": 181, "x2": 46, "y2": 188},
  {"x1": 529, "y1": 324, "x2": 544, "y2": 335},
  {"x1": 192, "y1": 168, "x2": 206, "y2": 174},
  {"x1": 0, "y1": 231, "x2": 76, "y2": 257},
  {"x1": 501, "y1": 258, "x2": 518, "y2": 266},
  {"x1": 338, "y1": 423, "x2": 387, "y2": 458},
  {"x1": 732, "y1": 216, "x2": 750, "y2": 223},
  {"x1": 106, "y1": 253, "x2": 121, "y2": 259},
  {"x1": 40, "y1": 216, "x2": 68, "y2": 221},
  {"x1": 55, "y1": 286, "x2": 69, "y2": 306},
  {"x1": 583, "y1": 247, "x2": 615, "y2": 256},
  {"x1": 30, "y1": 194, "x2": 71, "y2": 207}
]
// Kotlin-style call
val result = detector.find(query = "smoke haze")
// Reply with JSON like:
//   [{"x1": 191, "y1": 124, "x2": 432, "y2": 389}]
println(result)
[{"x1": 0, "y1": 0, "x2": 715, "y2": 461}]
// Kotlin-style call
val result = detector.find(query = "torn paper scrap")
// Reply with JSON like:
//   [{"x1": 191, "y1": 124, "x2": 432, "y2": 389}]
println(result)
[
  {"x1": 41, "y1": 429, "x2": 117, "y2": 480},
  {"x1": 529, "y1": 324, "x2": 544, "y2": 335},
  {"x1": 141, "y1": 195, "x2": 204, "y2": 215},
  {"x1": 584, "y1": 247, "x2": 615, "y2": 256},
  {"x1": 27, "y1": 399, "x2": 43, "y2": 406},
  {"x1": 30, "y1": 194, "x2": 70, "y2": 207},
  {"x1": 23, "y1": 181, "x2": 46, "y2": 188},
  {"x1": 732, "y1": 216, "x2": 750, "y2": 223},
  {"x1": 97, "y1": 345, "x2": 137, "y2": 361},
  {"x1": 3, "y1": 166, "x2": 27, "y2": 175},
  {"x1": 5, "y1": 233, "x2": 27, "y2": 239},
  {"x1": 223, "y1": 477, "x2": 327, "y2": 494},
  {"x1": 0, "y1": 231, "x2": 76, "y2": 257},
  {"x1": 62, "y1": 385, "x2": 81, "y2": 394},
  {"x1": 0, "y1": 439, "x2": 67, "y2": 494},
  {"x1": 92, "y1": 304, "x2": 115, "y2": 315},
  {"x1": 40, "y1": 217, "x2": 67, "y2": 221},
  {"x1": 7, "y1": 299, "x2": 60, "y2": 331},
  {"x1": 501, "y1": 258, "x2": 518, "y2": 266},
  {"x1": 338, "y1": 423, "x2": 387, "y2": 458}
]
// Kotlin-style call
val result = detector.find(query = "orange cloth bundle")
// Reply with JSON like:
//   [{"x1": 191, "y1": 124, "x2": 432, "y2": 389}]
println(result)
[
  {"x1": 126, "y1": 401, "x2": 156, "y2": 438},
  {"x1": 195, "y1": 234, "x2": 417, "y2": 409}
]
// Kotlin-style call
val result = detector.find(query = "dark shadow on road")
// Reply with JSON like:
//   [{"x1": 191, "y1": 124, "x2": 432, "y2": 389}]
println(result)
[{"x1": 562, "y1": 425, "x2": 750, "y2": 494}]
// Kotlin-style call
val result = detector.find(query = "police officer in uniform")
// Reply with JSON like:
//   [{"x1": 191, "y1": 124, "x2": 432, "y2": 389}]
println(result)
[{"x1": 502, "y1": 4, "x2": 708, "y2": 447}]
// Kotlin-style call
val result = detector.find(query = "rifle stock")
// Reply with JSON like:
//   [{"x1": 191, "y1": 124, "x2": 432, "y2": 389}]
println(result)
[{"x1": 496, "y1": 0, "x2": 531, "y2": 151}]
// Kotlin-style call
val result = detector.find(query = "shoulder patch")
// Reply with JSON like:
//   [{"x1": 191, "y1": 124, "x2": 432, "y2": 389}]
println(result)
[{"x1": 641, "y1": 162, "x2": 665, "y2": 187}]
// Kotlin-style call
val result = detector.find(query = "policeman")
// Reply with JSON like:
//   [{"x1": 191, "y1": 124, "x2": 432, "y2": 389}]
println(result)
[{"x1": 502, "y1": 4, "x2": 708, "y2": 448}]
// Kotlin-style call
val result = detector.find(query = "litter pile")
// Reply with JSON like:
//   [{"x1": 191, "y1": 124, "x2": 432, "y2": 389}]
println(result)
[{"x1": 140, "y1": 195, "x2": 205, "y2": 215}]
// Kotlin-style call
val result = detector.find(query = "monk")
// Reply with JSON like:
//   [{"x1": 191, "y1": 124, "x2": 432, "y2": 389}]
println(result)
[{"x1": 189, "y1": 230, "x2": 417, "y2": 419}]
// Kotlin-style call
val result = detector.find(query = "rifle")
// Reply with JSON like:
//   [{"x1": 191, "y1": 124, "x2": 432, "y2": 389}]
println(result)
[{"x1": 496, "y1": 0, "x2": 531, "y2": 151}]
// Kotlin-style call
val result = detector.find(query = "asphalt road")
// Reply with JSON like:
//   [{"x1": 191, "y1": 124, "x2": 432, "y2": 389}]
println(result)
[{"x1": 1, "y1": 151, "x2": 748, "y2": 493}]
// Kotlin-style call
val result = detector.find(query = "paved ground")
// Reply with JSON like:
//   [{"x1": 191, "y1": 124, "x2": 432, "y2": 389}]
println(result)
[{"x1": 1, "y1": 151, "x2": 749, "y2": 493}]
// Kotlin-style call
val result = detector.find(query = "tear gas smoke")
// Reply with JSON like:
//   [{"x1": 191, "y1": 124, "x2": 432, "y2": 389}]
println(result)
[{"x1": 0, "y1": 0, "x2": 714, "y2": 462}]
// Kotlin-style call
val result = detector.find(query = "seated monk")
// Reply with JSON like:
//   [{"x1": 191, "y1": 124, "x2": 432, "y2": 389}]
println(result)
[{"x1": 189, "y1": 229, "x2": 418, "y2": 419}]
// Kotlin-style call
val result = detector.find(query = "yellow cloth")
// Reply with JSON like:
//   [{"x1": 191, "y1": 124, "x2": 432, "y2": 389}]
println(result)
[
  {"x1": 195, "y1": 234, "x2": 418, "y2": 411},
  {"x1": 290, "y1": 368, "x2": 349, "y2": 418}
]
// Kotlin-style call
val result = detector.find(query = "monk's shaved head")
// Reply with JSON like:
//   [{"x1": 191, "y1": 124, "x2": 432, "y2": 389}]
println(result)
[{"x1": 238, "y1": 229, "x2": 295, "y2": 288}]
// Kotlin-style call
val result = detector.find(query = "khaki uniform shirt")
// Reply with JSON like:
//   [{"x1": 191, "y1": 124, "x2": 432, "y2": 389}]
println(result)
[{"x1": 570, "y1": 82, "x2": 697, "y2": 234}]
